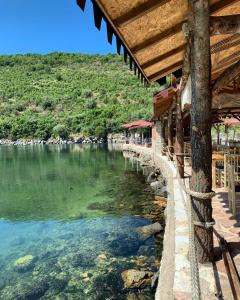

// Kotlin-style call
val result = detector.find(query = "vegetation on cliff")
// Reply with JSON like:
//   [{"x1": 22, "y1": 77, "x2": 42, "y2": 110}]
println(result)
[{"x1": 0, "y1": 53, "x2": 157, "y2": 140}]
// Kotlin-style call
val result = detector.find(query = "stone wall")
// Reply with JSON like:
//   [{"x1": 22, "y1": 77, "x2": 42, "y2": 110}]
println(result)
[{"x1": 122, "y1": 144, "x2": 216, "y2": 300}]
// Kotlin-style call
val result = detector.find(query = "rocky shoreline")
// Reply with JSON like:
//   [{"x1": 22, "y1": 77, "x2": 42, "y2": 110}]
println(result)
[{"x1": 0, "y1": 136, "x2": 105, "y2": 146}]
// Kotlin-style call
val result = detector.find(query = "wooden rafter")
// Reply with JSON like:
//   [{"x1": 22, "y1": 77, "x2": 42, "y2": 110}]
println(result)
[
  {"x1": 142, "y1": 45, "x2": 185, "y2": 69},
  {"x1": 210, "y1": 0, "x2": 239, "y2": 14},
  {"x1": 211, "y1": 34, "x2": 240, "y2": 54},
  {"x1": 148, "y1": 61, "x2": 182, "y2": 81},
  {"x1": 132, "y1": 23, "x2": 183, "y2": 53},
  {"x1": 213, "y1": 60, "x2": 240, "y2": 94},
  {"x1": 113, "y1": 0, "x2": 171, "y2": 27}
]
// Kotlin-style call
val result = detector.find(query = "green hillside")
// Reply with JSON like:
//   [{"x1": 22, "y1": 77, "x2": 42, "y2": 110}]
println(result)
[{"x1": 0, "y1": 53, "x2": 157, "y2": 140}]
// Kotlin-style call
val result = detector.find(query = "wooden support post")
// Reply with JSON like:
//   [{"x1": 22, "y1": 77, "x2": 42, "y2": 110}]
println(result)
[
  {"x1": 160, "y1": 118, "x2": 166, "y2": 155},
  {"x1": 167, "y1": 110, "x2": 174, "y2": 160},
  {"x1": 175, "y1": 95, "x2": 185, "y2": 178},
  {"x1": 189, "y1": 0, "x2": 213, "y2": 263}
]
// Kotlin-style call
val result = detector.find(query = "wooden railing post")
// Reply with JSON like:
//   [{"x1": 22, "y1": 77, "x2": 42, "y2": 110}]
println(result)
[
  {"x1": 189, "y1": 0, "x2": 213, "y2": 263},
  {"x1": 175, "y1": 95, "x2": 184, "y2": 178},
  {"x1": 167, "y1": 110, "x2": 174, "y2": 160}
]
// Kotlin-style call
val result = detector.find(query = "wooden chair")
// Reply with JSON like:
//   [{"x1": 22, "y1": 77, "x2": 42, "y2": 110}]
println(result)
[{"x1": 227, "y1": 163, "x2": 240, "y2": 216}]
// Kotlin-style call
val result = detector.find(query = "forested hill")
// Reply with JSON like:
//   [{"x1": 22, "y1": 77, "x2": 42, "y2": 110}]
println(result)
[{"x1": 0, "y1": 53, "x2": 157, "y2": 140}]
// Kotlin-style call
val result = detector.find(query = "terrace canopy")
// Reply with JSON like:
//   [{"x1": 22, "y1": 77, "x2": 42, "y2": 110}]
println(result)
[{"x1": 122, "y1": 120, "x2": 153, "y2": 129}]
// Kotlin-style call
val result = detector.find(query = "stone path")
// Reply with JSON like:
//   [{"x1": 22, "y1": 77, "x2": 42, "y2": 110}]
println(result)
[{"x1": 212, "y1": 187, "x2": 240, "y2": 300}]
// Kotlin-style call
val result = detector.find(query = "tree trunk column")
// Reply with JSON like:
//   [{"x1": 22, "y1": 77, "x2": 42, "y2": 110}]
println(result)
[
  {"x1": 168, "y1": 110, "x2": 174, "y2": 160},
  {"x1": 175, "y1": 95, "x2": 184, "y2": 178},
  {"x1": 189, "y1": 0, "x2": 213, "y2": 263}
]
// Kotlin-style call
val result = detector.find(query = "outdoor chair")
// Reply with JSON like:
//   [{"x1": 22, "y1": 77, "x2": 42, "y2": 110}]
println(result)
[{"x1": 227, "y1": 163, "x2": 240, "y2": 216}]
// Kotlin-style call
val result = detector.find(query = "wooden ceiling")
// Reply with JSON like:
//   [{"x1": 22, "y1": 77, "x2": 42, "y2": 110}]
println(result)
[{"x1": 77, "y1": 0, "x2": 240, "y2": 85}]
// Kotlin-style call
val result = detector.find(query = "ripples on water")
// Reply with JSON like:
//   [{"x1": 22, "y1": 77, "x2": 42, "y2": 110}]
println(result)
[{"x1": 0, "y1": 144, "x2": 161, "y2": 299}]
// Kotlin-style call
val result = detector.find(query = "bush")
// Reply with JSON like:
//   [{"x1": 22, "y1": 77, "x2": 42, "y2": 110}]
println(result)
[
  {"x1": 85, "y1": 99, "x2": 96, "y2": 109},
  {"x1": 81, "y1": 89, "x2": 92, "y2": 98},
  {"x1": 52, "y1": 124, "x2": 69, "y2": 139}
]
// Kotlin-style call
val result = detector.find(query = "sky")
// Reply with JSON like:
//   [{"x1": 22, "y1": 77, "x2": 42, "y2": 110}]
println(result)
[{"x1": 0, "y1": 0, "x2": 116, "y2": 55}]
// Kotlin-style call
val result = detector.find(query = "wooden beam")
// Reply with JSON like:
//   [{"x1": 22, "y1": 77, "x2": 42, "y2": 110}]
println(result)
[
  {"x1": 142, "y1": 45, "x2": 185, "y2": 69},
  {"x1": 212, "y1": 54, "x2": 240, "y2": 76},
  {"x1": 132, "y1": 23, "x2": 183, "y2": 53},
  {"x1": 210, "y1": 0, "x2": 239, "y2": 14},
  {"x1": 113, "y1": 0, "x2": 171, "y2": 27},
  {"x1": 92, "y1": 1, "x2": 103, "y2": 30},
  {"x1": 189, "y1": 0, "x2": 213, "y2": 263},
  {"x1": 126, "y1": 0, "x2": 237, "y2": 55},
  {"x1": 211, "y1": 34, "x2": 240, "y2": 54},
  {"x1": 148, "y1": 61, "x2": 182, "y2": 81},
  {"x1": 77, "y1": 0, "x2": 86, "y2": 11},
  {"x1": 213, "y1": 60, "x2": 240, "y2": 94},
  {"x1": 210, "y1": 15, "x2": 240, "y2": 35}
]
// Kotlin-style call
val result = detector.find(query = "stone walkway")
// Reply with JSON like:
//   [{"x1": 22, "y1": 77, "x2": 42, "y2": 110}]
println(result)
[
  {"x1": 212, "y1": 187, "x2": 240, "y2": 300},
  {"x1": 184, "y1": 165, "x2": 240, "y2": 299}
]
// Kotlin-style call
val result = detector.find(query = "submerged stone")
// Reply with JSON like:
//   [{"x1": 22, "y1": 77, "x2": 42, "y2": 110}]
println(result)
[
  {"x1": 13, "y1": 255, "x2": 35, "y2": 272},
  {"x1": 121, "y1": 269, "x2": 154, "y2": 289},
  {"x1": 109, "y1": 236, "x2": 141, "y2": 256}
]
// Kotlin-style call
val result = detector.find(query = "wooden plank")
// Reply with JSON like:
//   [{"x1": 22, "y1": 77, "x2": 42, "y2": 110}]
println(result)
[
  {"x1": 148, "y1": 61, "x2": 182, "y2": 81},
  {"x1": 116, "y1": 36, "x2": 122, "y2": 54},
  {"x1": 106, "y1": 22, "x2": 114, "y2": 44},
  {"x1": 77, "y1": 0, "x2": 86, "y2": 11},
  {"x1": 113, "y1": 0, "x2": 171, "y2": 27},
  {"x1": 211, "y1": 34, "x2": 240, "y2": 54},
  {"x1": 210, "y1": 0, "x2": 239, "y2": 14},
  {"x1": 132, "y1": 23, "x2": 183, "y2": 53},
  {"x1": 92, "y1": 1, "x2": 103, "y2": 30},
  {"x1": 142, "y1": 45, "x2": 185, "y2": 69},
  {"x1": 213, "y1": 60, "x2": 240, "y2": 94}
]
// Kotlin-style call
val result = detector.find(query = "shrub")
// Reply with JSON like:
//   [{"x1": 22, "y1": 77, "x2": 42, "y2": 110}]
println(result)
[
  {"x1": 52, "y1": 124, "x2": 69, "y2": 139},
  {"x1": 81, "y1": 89, "x2": 92, "y2": 98}
]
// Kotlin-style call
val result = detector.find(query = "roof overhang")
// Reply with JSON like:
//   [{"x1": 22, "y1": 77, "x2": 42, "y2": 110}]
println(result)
[{"x1": 77, "y1": 0, "x2": 240, "y2": 85}]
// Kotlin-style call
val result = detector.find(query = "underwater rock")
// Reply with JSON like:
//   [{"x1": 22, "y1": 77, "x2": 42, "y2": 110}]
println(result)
[
  {"x1": 13, "y1": 255, "x2": 36, "y2": 272},
  {"x1": 70, "y1": 252, "x2": 96, "y2": 268},
  {"x1": 49, "y1": 273, "x2": 69, "y2": 293},
  {"x1": 121, "y1": 269, "x2": 154, "y2": 289},
  {"x1": 2, "y1": 279, "x2": 49, "y2": 300},
  {"x1": 137, "y1": 222, "x2": 163, "y2": 240},
  {"x1": 109, "y1": 236, "x2": 141, "y2": 256}
]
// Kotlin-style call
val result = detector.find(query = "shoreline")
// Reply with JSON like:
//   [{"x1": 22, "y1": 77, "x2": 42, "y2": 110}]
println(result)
[{"x1": 0, "y1": 137, "x2": 106, "y2": 146}]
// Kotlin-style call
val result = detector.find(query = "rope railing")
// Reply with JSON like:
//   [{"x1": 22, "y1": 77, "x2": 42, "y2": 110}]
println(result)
[{"x1": 164, "y1": 144, "x2": 202, "y2": 300}]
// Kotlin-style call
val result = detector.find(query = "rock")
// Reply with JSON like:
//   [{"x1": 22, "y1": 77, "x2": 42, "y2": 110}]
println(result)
[
  {"x1": 13, "y1": 255, "x2": 35, "y2": 272},
  {"x1": 121, "y1": 269, "x2": 154, "y2": 289},
  {"x1": 70, "y1": 252, "x2": 96, "y2": 268},
  {"x1": 150, "y1": 181, "x2": 162, "y2": 191},
  {"x1": 97, "y1": 253, "x2": 107, "y2": 261},
  {"x1": 109, "y1": 236, "x2": 141, "y2": 256},
  {"x1": 2, "y1": 279, "x2": 49, "y2": 300},
  {"x1": 137, "y1": 222, "x2": 163, "y2": 239},
  {"x1": 146, "y1": 172, "x2": 156, "y2": 184},
  {"x1": 154, "y1": 196, "x2": 167, "y2": 208}
]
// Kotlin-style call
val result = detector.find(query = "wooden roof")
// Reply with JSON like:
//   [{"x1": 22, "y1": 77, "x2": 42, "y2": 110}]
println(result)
[{"x1": 77, "y1": 0, "x2": 240, "y2": 85}]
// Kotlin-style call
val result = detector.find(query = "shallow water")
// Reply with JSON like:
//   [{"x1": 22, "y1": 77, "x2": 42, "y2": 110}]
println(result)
[{"x1": 0, "y1": 144, "x2": 159, "y2": 299}]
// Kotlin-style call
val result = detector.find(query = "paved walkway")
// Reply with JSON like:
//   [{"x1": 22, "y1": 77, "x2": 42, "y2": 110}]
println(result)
[{"x1": 213, "y1": 187, "x2": 240, "y2": 300}]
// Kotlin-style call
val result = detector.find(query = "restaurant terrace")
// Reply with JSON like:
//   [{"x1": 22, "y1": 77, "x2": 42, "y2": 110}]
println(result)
[{"x1": 77, "y1": 0, "x2": 240, "y2": 299}]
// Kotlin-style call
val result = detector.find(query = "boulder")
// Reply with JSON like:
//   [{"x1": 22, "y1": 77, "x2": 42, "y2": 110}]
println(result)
[
  {"x1": 13, "y1": 255, "x2": 35, "y2": 272},
  {"x1": 121, "y1": 269, "x2": 154, "y2": 289}
]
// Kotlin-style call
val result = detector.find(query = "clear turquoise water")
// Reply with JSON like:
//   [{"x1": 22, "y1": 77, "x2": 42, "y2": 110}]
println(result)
[{"x1": 0, "y1": 144, "x2": 158, "y2": 299}]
